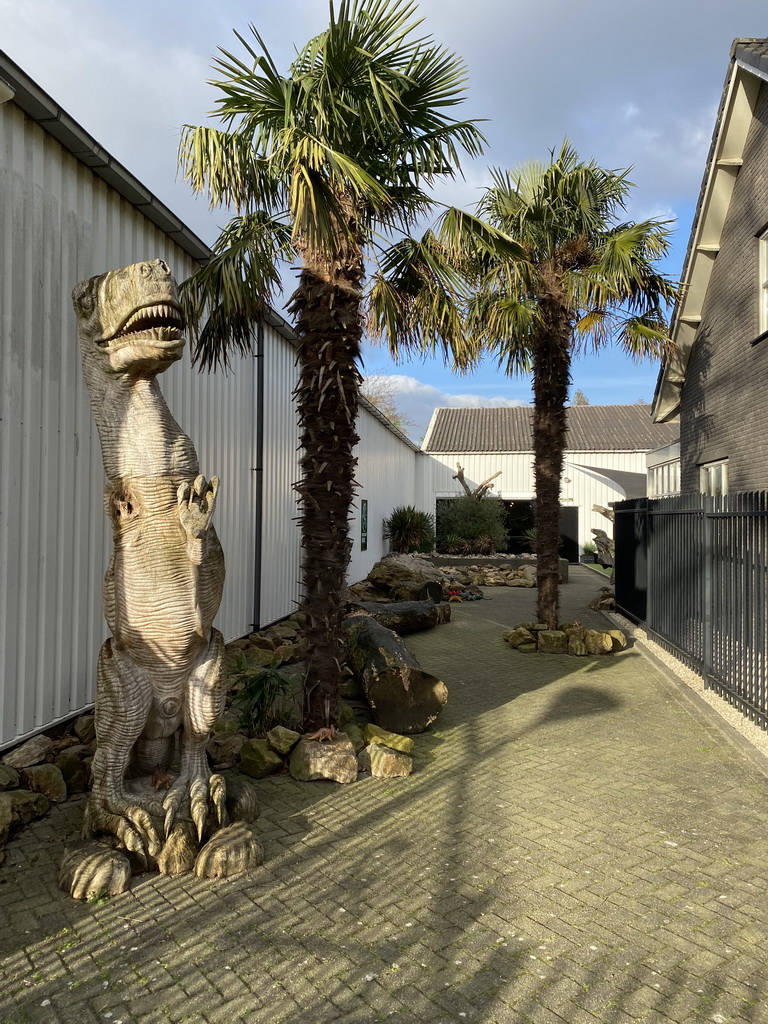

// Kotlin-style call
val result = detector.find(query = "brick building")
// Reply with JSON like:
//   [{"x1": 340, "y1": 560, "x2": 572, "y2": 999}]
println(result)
[{"x1": 653, "y1": 39, "x2": 768, "y2": 495}]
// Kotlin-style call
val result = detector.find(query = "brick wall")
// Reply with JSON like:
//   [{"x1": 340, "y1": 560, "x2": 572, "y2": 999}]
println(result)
[{"x1": 680, "y1": 80, "x2": 768, "y2": 492}]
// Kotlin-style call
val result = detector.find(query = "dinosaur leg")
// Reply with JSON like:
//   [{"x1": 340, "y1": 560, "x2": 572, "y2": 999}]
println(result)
[
  {"x1": 162, "y1": 628, "x2": 227, "y2": 840},
  {"x1": 84, "y1": 639, "x2": 161, "y2": 866}
]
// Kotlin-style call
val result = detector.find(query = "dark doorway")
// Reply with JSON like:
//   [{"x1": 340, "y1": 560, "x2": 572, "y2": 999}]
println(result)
[{"x1": 503, "y1": 500, "x2": 579, "y2": 562}]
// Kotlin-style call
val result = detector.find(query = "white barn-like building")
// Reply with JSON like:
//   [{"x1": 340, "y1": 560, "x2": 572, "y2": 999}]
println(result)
[{"x1": 422, "y1": 406, "x2": 679, "y2": 558}]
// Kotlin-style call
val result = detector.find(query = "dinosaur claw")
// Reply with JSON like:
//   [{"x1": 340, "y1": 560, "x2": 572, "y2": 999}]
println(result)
[
  {"x1": 190, "y1": 779, "x2": 208, "y2": 842},
  {"x1": 210, "y1": 773, "x2": 227, "y2": 828}
]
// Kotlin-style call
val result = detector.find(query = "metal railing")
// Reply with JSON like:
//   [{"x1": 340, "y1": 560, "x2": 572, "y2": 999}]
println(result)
[{"x1": 614, "y1": 492, "x2": 768, "y2": 729}]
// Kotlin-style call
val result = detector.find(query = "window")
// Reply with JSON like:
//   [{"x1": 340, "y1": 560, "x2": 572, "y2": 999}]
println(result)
[
  {"x1": 699, "y1": 459, "x2": 728, "y2": 496},
  {"x1": 760, "y1": 230, "x2": 768, "y2": 336}
]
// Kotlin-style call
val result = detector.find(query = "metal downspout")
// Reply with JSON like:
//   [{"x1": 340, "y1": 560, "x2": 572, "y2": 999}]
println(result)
[{"x1": 252, "y1": 319, "x2": 265, "y2": 631}]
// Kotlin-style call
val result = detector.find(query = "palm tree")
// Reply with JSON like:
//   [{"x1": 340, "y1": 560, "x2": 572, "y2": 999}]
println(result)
[
  {"x1": 178, "y1": 0, "x2": 509, "y2": 730},
  {"x1": 471, "y1": 141, "x2": 678, "y2": 629}
]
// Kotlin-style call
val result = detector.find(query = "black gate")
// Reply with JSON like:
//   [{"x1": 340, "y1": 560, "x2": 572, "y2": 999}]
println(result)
[{"x1": 614, "y1": 492, "x2": 768, "y2": 728}]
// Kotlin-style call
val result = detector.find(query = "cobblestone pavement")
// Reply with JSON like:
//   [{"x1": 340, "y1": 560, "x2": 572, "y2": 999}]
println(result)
[{"x1": 3, "y1": 567, "x2": 768, "y2": 1024}]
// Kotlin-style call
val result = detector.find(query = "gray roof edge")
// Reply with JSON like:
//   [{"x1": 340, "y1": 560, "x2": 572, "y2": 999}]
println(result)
[{"x1": 0, "y1": 49, "x2": 211, "y2": 265}]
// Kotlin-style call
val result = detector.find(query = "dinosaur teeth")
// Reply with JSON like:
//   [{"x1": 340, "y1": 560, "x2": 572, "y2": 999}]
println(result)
[{"x1": 113, "y1": 303, "x2": 185, "y2": 339}]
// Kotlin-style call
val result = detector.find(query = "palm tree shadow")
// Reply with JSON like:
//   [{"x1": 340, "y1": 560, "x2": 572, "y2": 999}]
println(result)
[{"x1": 512, "y1": 683, "x2": 624, "y2": 742}]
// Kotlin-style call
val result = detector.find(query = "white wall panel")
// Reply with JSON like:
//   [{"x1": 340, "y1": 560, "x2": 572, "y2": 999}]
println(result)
[
  {"x1": 259, "y1": 325, "x2": 302, "y2": 627},
  {"x1": 0, "y1": 102, "x2": 257, "y2": 747},
  {"x1": 348, "y1": 407, "x2": 423, "y2": 584}
]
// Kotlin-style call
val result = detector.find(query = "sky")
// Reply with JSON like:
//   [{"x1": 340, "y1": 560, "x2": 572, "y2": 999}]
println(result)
[{"x1": 3, "y1": 0, "x2": 768, "y2": 441}]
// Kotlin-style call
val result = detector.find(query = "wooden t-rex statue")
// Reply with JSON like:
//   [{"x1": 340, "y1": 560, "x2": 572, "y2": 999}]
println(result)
[{"x1": 70, "y1": 259, "x2": 234, "y2": 879}]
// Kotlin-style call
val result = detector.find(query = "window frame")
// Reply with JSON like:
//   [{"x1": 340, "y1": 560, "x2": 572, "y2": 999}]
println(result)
[{"x1": 699, "y1": 458, "x2": 729, "y2": 497}]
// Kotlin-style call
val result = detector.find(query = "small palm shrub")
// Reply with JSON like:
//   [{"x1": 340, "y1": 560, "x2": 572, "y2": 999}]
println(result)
[
  {"x1": 383, "y1": 505, "x2": 436, "y2": 553},
  {"x1": 229, "y1": 654, "x2": 301, "y2": 735}
]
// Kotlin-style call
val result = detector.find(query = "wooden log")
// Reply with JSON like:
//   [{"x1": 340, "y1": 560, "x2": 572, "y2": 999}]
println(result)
[
  {"x1": 349, "y1": 600, "x2": 445, "y2": 635},
  {"x1": 342, "y1": 616, "x2": 448, "y2": 734}
]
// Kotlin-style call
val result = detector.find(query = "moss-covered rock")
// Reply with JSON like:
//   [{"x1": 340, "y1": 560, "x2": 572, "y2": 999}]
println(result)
[
  {"x1": 20, "y1": 764, "x2": 67, "y2": 802},
  {"x1": 239, "y1": 739, "x2": 284, "y2": 778},
  {"x1": 362, "y1": 723, "x2": 414, "y2": 754}
]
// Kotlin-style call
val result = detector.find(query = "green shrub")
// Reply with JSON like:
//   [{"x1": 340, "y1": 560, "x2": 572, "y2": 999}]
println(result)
[
  {"x1": 383, "y1": 505, "x2": 435, "y2": 553},
  {"x1": 436, "y1": 496, "x2": 507, "y2": 553}
]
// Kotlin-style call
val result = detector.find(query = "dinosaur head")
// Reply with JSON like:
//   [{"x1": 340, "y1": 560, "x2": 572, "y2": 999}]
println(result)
[{"x1": 73, "y1": 259, "x2": 186, "y2": 375}]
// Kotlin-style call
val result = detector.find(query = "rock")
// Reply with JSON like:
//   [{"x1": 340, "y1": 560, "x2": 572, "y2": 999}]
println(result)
[
  {"x1": 273, "y1": 642, "x2": 304, "y2": 664},
  {"x1": 568, "y1": 637, "x2": 588, "y2": 656},
  {"x1": 288, "y1": 733, "x2": 358, "y2": 784},
  {"x1": 343, "y1": 616, "x2": 448, "y2": 734},
  {"x1": 0, "y1": 789, "x2": 51, "y2": 833},
  {"x1": 59, "y1": 840, "x2": 133, "y2": 899},
  {"x1": 436, "y1": 604, "x2": 452, "y2": 625},
  {"x1": 74, "y1": 714, "x2": 96, "y2": 744},
  {"x1": 344, "y1": 722, "x2": 366, "y2": 752},
  {"x1": 367, "y1": 554, "x2": 446, "y2": 594},
  {"x1": 194, "y1": 822, "x2": 264, "y2": 879},
  {"x1": 362, "y1": 723, "x2": 414, "y2": 754},
  {"x1": 607, "y1": 629, "x2": 628, "y2": 651},
  {"x1": 503, "y1": 627, "x2": 536, "y2": 648},
  {"x1": 223, "y1": 771, "x2": 261, "y2": 823},
  {"x1": 585, "y1": 629, "x2": 614, "y2": 655},
  {"x1": 246, "y1": 635, "x2": 276, "y2": 652},
  {"x1": 3, "y1": 734, "x2": 53, "y2": 770},
  {"x1": 537, "y1": 630, "x2": 567, "y2": 655},
  {"x1": 0, "y1": 765, "x2": 19, "y2": 791},
  {"x1": 207, "y1": 732, "x2": 246, "y2": 769},
  {"x1": 358, "y1": 744, "x2": 413, "y2": 779},
  {"x1": 239, "y1": 739, "x2": 284, "y2": 778},
  {"x1": 387, "y1": 580, "x2": 444, "y2": 603},
  {"x1": 0, "y1": 800, "x2": 12, "y2": 847},
  {"x1": 213, "y1": 711, "x2": 243, "y2": 734},
  {"x1": 588, "y1": 589, "x2": 615, "y2": 611},
  {"x1": 273, "y1": 623, "x2": 298, "y2": 640},
  {"x1": 346, "y1": 580, "x2": 391, "y2": 603},
  {"x1": 517, "y1": 643, "x2": 538, "y2": 653},
  {"x1": 55, "y1": 750, "x2": 88, "y2": 794},
  {"x1": 240, "y1": 647, "x2": 277, "y2": 668},
  {"x1": 20, "y1": 764, "x2": 67, "y2": 802},
  {"x1": 266, "y1": 725, "x2": 301, "y2": 755},
  {"x1": 350, "y1": 600, "x2": 441, "y2": 635},
  {"x1": 51, "y1": 735, "x2": 81, "y2": 755}
]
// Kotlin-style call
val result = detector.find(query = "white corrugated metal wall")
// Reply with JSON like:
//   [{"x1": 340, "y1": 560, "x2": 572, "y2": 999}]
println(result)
[
  {"x1": 258, "y1": 322, "x2": 303, "y2": 627},
  {"x1": 0, "y1": 98, "x2": 260, "y2": 748},
  {"x1": 348, "y1": 406, "x2": 425, "y2": 585},
  {"x1": 421, "y1": 449, "x2": 644, "y2": 550}
]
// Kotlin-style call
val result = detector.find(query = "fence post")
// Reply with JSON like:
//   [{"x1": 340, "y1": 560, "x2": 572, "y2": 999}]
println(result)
[{"x1": 702, "y1": 496, "x2": 712, "y2": 690}]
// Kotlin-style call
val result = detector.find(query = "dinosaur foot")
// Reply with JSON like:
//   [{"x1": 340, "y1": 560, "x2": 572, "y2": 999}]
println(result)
[
  {"x1": 59, "y1": 840, "x2": 132, "y2": 900},
  {"x1": 194, "y1": 822, "x2": 264, "y2": 880},
  {"x1": 161, "y1": 771, "x2": 228, "y2": 841},
  {"x1": 82, "y1": 793, "x2": 163, "y2": 868}
]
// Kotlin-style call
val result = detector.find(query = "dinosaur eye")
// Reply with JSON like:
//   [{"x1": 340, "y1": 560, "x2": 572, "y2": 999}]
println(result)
[
  {"x1": 140, "y1": 263, "x2": 152, "y2": 278},
  {"x1": 79, "y1": 291, "x2": 94, "y2": 314}
]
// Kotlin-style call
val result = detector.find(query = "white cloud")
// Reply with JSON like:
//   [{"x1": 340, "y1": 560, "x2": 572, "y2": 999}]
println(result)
[{"x1": 363, "y1": 374, "x2": 527, "y2": 444}]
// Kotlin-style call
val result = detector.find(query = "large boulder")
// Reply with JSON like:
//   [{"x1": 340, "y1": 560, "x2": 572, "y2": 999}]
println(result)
[
  {"x1": 20, "y1": 764, "x2": 67, "y2": 802},
  {"x1": 367, "y1": 554, "x2": 446, "y2": 595},
  {"x1": 350, "y1": 601, "x2": 441, "y2": 635},
  {"x1": 343, "y1": 616, "x2": 448, "y2": 734}
]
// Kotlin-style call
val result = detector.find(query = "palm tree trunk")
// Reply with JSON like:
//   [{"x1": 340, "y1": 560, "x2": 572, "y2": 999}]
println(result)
[
  {"x1": 532, "y1": 299, "x2": 572, "y2": 630},
  {"x1": 289, "y1": 246, "x2": 365, "y2": 732}
]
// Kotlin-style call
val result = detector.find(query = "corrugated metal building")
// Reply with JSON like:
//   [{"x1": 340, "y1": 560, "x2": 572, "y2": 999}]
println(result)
[{"x1": 0, "y1": 54, "x2": 423, "y2": 749}]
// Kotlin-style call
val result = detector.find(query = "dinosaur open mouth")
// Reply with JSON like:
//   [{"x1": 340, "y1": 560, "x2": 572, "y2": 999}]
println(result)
[{"x1": 104, "y1": 303, "x2": 185, "y2": 345}]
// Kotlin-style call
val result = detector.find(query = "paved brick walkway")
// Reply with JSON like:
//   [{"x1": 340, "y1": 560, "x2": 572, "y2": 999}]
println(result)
[{"x1": 3, "y1": 567, "x2": 768, "y2": 1024}]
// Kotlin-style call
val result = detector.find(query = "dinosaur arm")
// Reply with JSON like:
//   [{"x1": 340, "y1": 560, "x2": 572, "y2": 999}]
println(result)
[{"x1": 177, "y1": 475, "x2": 219, "y2": 565}]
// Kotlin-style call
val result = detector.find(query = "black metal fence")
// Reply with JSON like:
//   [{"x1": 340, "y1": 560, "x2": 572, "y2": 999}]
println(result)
[{"x1": 613, "y1": 491, "x2": 768, "y2": 728}]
